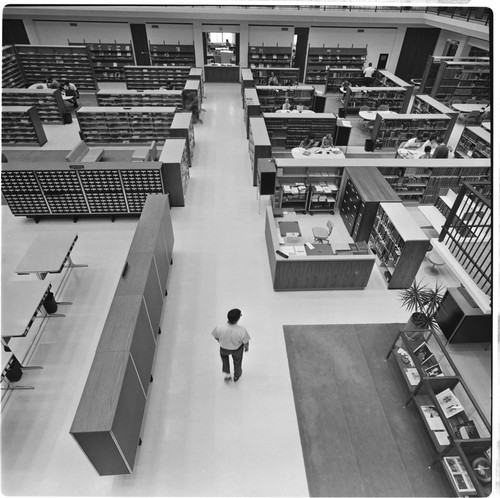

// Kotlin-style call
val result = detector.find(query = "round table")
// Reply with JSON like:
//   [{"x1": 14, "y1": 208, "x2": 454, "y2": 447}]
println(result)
[
  {"x1": 427, "y1": 252, "x2": 445, "y2": 273},
  {"x1": 451, "y1": 103, "x2": 485, "y2": 113},
  {"x1": 358, "y1": 110, "x2": 397, "y2": 121},
  {"x1": 291, "y1": 146, "x2": 345, "y2": 159}
]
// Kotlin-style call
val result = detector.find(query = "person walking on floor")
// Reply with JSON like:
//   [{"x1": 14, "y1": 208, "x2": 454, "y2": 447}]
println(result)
[{"x1": 212, "y1": 308, "x2": 250, "y2": 382}]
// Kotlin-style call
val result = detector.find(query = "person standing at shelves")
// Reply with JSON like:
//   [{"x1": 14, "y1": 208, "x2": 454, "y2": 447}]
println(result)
[
  {"x1": 282, "y1": 98, "x2": 292, "y2": 111},
  {"x1": 60, "y1": 80, "x2": 80, "y2": 108},
  {"x1": 339, "y1": 80, "x2": 351, "y2": 103},
  {"x1": 299, "y1": 133, "x2": 316, "y2": 149},
  {"x1": 363, "y1": 63, "x2": 376, "y2": 86},
  {"x1": 321, "y1": 133, "x2": 334, "y2": 148},
  {"x1": 212, "y1": 308, "x2": 250, "y2": 382},
  {"x1": 432, "y1": 137, "x2": 449, "y2": 158},
  {"x1": 420, "y1": 146, "x2": 433, "y2": 159},
  {"x1": 268, "y1": 72, "x2": 280, "y2": 86}
]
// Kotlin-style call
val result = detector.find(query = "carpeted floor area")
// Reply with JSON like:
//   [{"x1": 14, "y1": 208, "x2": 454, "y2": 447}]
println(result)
[{"x1": 283, "y1": 323, "x2": 453, "y2": 497}]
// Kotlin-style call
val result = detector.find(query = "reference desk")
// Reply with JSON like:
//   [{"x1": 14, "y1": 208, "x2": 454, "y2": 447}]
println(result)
[{"x1": 265, "y1": 207, "x2": 375, "y2": 291}]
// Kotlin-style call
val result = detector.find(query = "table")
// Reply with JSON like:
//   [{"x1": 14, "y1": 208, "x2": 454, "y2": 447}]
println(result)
[
  {"x1": 291, "y1": 147, "x2": 345, "y2": 159},
  {"x1": 15, "y1": 232, "x2": 86, "y2": 280},
  {"x1": 397, "y1": 146, "x2": 435, "y2": 159},
  {"x1": 278, "y1": 221, "x2": 301, "y2": 237},
  {"x1": 304, "y1": 243, "x2": 335, "y2": 256},
  {"x1": 28, "y1": 83, "x2": 48, "y2": 89},
  {"x1": 358, "y1": 110, "x2": 397, "y2": 122},
  {"x1": 451, "y1": 103, "x2": 485, "y2": 113},
  {"x1": 427, "y1": 251, "x2": 445, "y2": 273}
]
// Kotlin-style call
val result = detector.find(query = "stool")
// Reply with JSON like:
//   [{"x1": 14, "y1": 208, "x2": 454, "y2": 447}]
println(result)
[{"x1": 427, "y1": 252, "x2": 445, "y2": 273}]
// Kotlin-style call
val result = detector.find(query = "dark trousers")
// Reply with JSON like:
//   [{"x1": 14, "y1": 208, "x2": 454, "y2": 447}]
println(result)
[{"x1": 220, "y1": 345, "x2": 244, "y2": 378}]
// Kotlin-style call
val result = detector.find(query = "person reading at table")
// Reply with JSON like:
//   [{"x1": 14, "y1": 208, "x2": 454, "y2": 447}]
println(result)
[
  {"x1": 432, "y1": 137, "x2": 449, "y2": 158},
  {"x1": 321, "y1": 133, "x2": 334, "y2": 148},
  {"x1": 420, "y1": 146, "x2": 432, "y2": 159},
  {"x1": 45, "y1": 76, "x2": 60, "y2": 90},
  {"x1": 282, "y1": 98, "x2": 292, "y2": 111},
  {"x1": 60, "y1": 80, "x2": 80, "y2": 108},
  {"x1": 403, "y1": 134, "x2": 423, "y2": 149},
  {"x1": 299, "y1": 133, "x2": 315, "y2": 149},
  {"x1": 422, "y1": 133, "x2": 438, "y2": 150}
]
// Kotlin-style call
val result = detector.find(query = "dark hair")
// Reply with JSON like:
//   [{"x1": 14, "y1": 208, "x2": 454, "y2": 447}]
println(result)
[
  {"x1": 63, "y1": 81, "x2": 69, "y2": 86},
  {"x1": 227, "y1": 308, "x2": 242, "y2": 324},
  {"x1": 436, "y1": 136, "x2": 444, "y2": 144},
  {"x1": 424, "y1": 146, "x2": 432, "y2": 153}
]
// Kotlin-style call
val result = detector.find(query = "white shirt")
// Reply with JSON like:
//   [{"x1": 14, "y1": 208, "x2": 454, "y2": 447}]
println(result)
[
  {"x1": 212, "y1": 322, "x2": 250, "y2": 350},
  {"x1": 363, "y1": 66, "x2": 376, "y2": 78}
]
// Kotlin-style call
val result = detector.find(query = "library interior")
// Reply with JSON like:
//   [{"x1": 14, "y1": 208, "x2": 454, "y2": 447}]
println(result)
[{"x1": 0, "y1": 4, "x2": 496, "y2": 498}]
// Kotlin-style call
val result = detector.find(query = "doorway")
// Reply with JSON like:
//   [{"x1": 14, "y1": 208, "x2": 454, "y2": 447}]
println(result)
[{"x1": 203, "y1": 31, "x2": 238, "y2": 65}]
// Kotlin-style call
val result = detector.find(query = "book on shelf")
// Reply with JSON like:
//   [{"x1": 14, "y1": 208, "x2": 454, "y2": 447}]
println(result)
[
  {"x1": 424, "y1": 363, "x2": 444, "y2": 378},
  {"x1": 420, "y1": 405, "x2": 446, "y2": 432},
  {"x1": 435, "y1": 430, "x2": 451, "y2": 446},
  {"x1": 442, "y1": 456, "x2": 476, "y2": 493},
  {"x1": 453, "y1": 420, "x2": 480, "y2": 440},
  {"x1": 413, "y1": 341, "x2": 434, "y2": 365},
  {"x1": 404, "y1": 368, "x2": 420, "y2": 386},
  {"x1": 436, "y1": 388, "x2": 464, "y2": 419}
]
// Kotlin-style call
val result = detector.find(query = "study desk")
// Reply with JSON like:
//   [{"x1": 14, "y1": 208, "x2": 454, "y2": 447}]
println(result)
[
  {"x1": 265, "y1": 206, "x2": 376, "y2": 291},
  {"x1": 291, "y1": 147, "x2": 345, "y2": 159},
  {"x1": 15, "y1": 232, "x2": 86, "y2": 280},
  {"x1": 451, "y1": 103, "x2": 485, "y2": 113}
]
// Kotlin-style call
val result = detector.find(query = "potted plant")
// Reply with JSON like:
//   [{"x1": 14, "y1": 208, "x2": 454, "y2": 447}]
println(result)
[{"x1": 399, "y1": 280, "x2": 445, "y2": 330}]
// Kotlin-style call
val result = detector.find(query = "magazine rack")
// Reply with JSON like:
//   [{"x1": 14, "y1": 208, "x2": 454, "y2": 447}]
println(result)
[{"x1": 386, "y1": 329, "x2": 492, "y2": 497}]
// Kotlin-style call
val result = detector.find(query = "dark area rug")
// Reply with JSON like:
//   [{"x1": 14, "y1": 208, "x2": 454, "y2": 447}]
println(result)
[{"x1": 283, "y1": 323, "x2": 452, "y2": 497}]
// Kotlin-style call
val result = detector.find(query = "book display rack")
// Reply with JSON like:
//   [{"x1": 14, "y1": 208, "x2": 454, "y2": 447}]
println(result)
[
  {"x1": 1, "y1": 162, "x2": 168, "y2": 220},
  {"x1": 263, "y1": 113, "x2": 336, "y2": 149},
  {"x1": 248, "y1": 116, "x2": 272, "y2": 186},
  {"x1": 14, "y1": 44, "x2": 97, "y2": 90},
  {"x1": 248, "y1": 45, "x2": 293, "y2": 69},
  {"x1": 150, "y1": 44, "x2": 195, "y2": 67},
  {"x1": 3, "y1": 88, "x2": 68, "y2": 124},
  {"x1": 343, "y1": 86, "x2": 409, "y2": 115},
  {"x1": 370, "y1": 113, "x2": 452, "y2": 149},
  {"x1": 2, "y1": 45, "x2": 25, "y2": 88},
  {"x1": 387, "y1": 328, "x2": 492, "y2": 497},
  {"x1": 454, "y1": 126, "x2": 491, "y2": 160},
  {"x1": 305, "y1": 46, "x2": 367, "y2": 88},
  {"x1": 251, "y1": 67, "x2": 299, "y2": 86},
  {"x1": 256, "y1": 85, "x2": 315, "y2": 113},
  {"x1": 368, "y1": 202, "x2": 428, "y2": 288},
  {"x1": 2, "y1": 106, "x2": 47, "y2": 146},
  {"x1": 77, "y1": 106, "x2": 176, "y2": 145},
  {"x1": 158, "y1": 138, "x2": 190, "y2": 206},
  {"x1": 410, "y1": 95, "x2": 458, "y2": 142},
  {"x1": 124, "y1": 65, "x2": 191, "y2": 90},
  {"x1": 96, "y1": 89, "x2": 183, "y2": 110},
  {"x1": 69, "y1": 41, "x2": 134, "y2": 81}
]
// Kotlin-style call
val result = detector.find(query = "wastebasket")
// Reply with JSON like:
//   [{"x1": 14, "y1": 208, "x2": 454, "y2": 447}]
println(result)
[
  {"x1": 43, "y1": 291, "x2": 58, "y2": 314},
  {"x1": 338, "y1": 107, "x2": 346, "y2": 118},
  {"x1": 364, "y1": 139, "x2": 374, "y2": 152},
  {"x1": 6, "y1": 354, "x2": 22, "y2": 382}
]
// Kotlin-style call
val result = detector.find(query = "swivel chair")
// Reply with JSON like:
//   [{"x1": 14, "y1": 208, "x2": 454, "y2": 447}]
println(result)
[{"x1": 312, "y1": 219, "x2": 334, "y2": 243}]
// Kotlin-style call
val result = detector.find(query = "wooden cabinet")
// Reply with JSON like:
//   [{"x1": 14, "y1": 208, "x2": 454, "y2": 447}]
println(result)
[
  {"x1": 2, "y1": 106, "x2": 47, "y2": 146},
  {"x1": 248, "y1": 116, "x2": 272, "y2": 186},
  {"x1": 150, "y1": 44, "x2": 195, "y2": 66},
  {"x1": 339, "y1": 166, "x2": 399, "y2": 242},
  {"x1": 159, "y1": 138, "x2": 190, "y2": 206},
  {"x1": 124, "y1": 65, "x2": 191, "y2": 90},
  {"x1": 369, "y1": 202, "x2": 429, "y2": 288},
  {"x1": 3, "y1": 89, "x2": 68, "y2": 124}
]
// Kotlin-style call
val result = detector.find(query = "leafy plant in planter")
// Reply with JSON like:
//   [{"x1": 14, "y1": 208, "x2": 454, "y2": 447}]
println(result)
[{"x1": 399, "y1": 280, "x2": 445, "y2": 330}]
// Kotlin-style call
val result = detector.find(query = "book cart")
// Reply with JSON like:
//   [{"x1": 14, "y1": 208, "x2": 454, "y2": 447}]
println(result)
[{"x1": 386, "y1": 328, "x2": 492, "y2": 497}]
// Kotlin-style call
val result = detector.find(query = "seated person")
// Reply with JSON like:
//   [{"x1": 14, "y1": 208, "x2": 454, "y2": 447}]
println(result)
[
  {"x1": 60, "y1": 80, "x2": 80, "y2": 108},
  {"x1": 403, "y1": 134, "x2": 423, "y2": 149},
  {"x1": 282, "y1": 98, "x2": 292, "y2": 111},
  {"x1": 432, "y1": 137, "x2": 449, "y2": 158},
  {"x1": 268, "y1": 73, "x2": 279, "y2": 86},
  {"x1": 46, "y1": 76, "x2": 60, "y2": 89},
  {"x1": 299, "y1": 133, "x2": 316, "y2": 149},
  {"x1": 419, "y1": 145, "x2": 432, "y2": 159},
  {"x1": 321, "y1": 133, "x2": 334, "y2": 148},
  {"x1": 421, "y1": 133, "x2": 437, "y2": 150}
]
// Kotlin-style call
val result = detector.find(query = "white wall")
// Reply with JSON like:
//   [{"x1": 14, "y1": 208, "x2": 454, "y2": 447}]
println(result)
[
  {"x1": 145, "y1": 23, "x2": 194, "y2": 44},
  {"x1": 248, "y1": 25, "x2": 294, "y2": 47},
  {"x1": 27, "y1": 20, "x2": 133, "y2": 45}
]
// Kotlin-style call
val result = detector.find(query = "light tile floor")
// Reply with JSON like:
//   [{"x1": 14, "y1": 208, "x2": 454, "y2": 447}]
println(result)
[{"x1": 1, "y1": 82, "x2": 493, "y2": 497}]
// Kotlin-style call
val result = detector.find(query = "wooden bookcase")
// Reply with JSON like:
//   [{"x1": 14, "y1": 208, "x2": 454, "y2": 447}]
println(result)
[
  {"x1": 1, "y1": 162, "x2": 168, "y2": 220},
  {"x1": 248, "y1": 116, "x2": 272, "y2": 186},
  {"x1": 3, "y1": 88, "x2": 68, "y2": 124},
  {"x1": 343, "y1": 86, "x2": 409, "y2": 115},
  {"x1": 170, "y1": 112, "x2": 195, "y2": 163},
  {"x1": 339, "y1": 166, "x2": 400, "y2": 242},
  {"x1": 96, "y1": 89, "x2": 183, "y2": 110},
  {"x1": 2, "y1": 106, "x2": 47, "y2": 146},
  {"x1": 2, "y1": 45, "x2": 25, "y2": 88},
  {"x1": 14, "y1": 44, "x2": 97, "y2": 90},
  {"x1": 369, "y1": 202, "x2": 428, "y2": 288},
  {"x1": 69, "y1": 41, "x2": 134, "y2": 81},
  {"x1": 150, "y1": 44, "x2": 195, "y2": 66},
  {"x1": 256, "y1": 85, "x2": 314, "y2": 113},
  {"x1": 305, "y1": 46, "x2": 366, "y2": 88},
  {"x1": 76, "y1": 106, "x2": 176, "y2": 145},
  {"x1": 326, "y1": 67, "x2": 364, "y2": 93},
  {"x1": 124, "y1": 65, "x2": 191, "y2": 90},
  {"x1": 410, "y1": 95, "x2": 458, "y2": 142},
  {"x1": 250, "y1": 67, "x2": 299, "y2": 86},
  {"x1": 370, "y1": 113, "x2": 452, "y2": 150},
  {"x1": 387, "y1": 328, "x2": 492, "y2": 497},
  {"x1": 158, "y1": 138, "x2": 190, "y2": 207},
  {"x1": 454, "y1": 126, "x2": 491, "y2": 159},
  {"x1": 263, "y1": 112, "x2": 337, "y2": 149},
  {"x1": 248, "y1": 45, "x2": 292, "y2": 68}
]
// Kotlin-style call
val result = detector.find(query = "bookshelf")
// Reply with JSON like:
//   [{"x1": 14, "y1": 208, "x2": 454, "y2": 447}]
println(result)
[
  {"x1": 2, "y1": 106, "x2": 47, "y2": 146},
  {"x1": 339, "y1": 166, "x2": 399, "y2": 242},
  {"x1": 343, "y1": 86, "x2": 409, "y2": 115},
  {"x1": 326, "y1": 67, "x2": 364, "y2": 93},
  {"x1": 250, "y1": 67, "x2": 299, "y2": 86},
  {"x1": 387, "y1": 328, "x2": 492, "y2": 497},
  {"x1": 158, "y1": 138, "x2": 190, "y2": 207},
  {"x1": 2, "y1": 88, "x2": 68, "y2": 124},
  {"x1": 188, "y1": 67, "x2": 204, "y2": 99},
  {"x1": 243, "y1": 88, "x2": 261, "y2": 138},
  {"x1": 248, "y1": 45, "x2": 292, "y2": 69},
  {"x1": 263, "y1": 113, "x2": 337, "y2": 149},
  {"x1": 96, "y1": 89, "x2": 183, "y2": 110},
  {"x1": 169, "y1": 112, "x2": 195, "y2": 164},
  {"x1": 454, "y1": 126, "x2": 491, "y2": 159},
  {"x1": 248, "y1": 116, "x2": 272, "y2": 186},
  {"x1": 69, "y1": 41, "x2": 134, "y2": 81},
  {"x1": 256, "y1": 85, "x2": 315, "y2": 113},
  {"x1": 2, "y1": 45, "x2": 25, "y2": 88},
  {"x1": 305, "y1": 46, "x2": 366, "y2": 88},
  {"x1": 1, "y1": 162, "x2": 167, "y2": 220},
  {"x1": 76, "y1": 106, "x2": 176, "y2": 145},
  {"x1": 370, "y1": 113, "x2": 452, "y2": 150},
  {"x1": 150, "y1": 44, "x2": 195, "y2": 67},
  {"x1": 369, "y1": 202, "x2": 428, "y2": 288},
  {"x1": 241, "y1": 68, "x2": 255, "y2": 104},
  {"x1": 124, "y1": 65, "x2": 191, "y2": 90},
  {"x1": 14, "y1": 44, "x2": 97, "y2": 90}
]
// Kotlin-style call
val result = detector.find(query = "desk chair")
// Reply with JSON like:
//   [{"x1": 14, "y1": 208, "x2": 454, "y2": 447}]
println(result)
[{"x1": 312, "y1": 219, "x2": 334, "y2": 243}]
